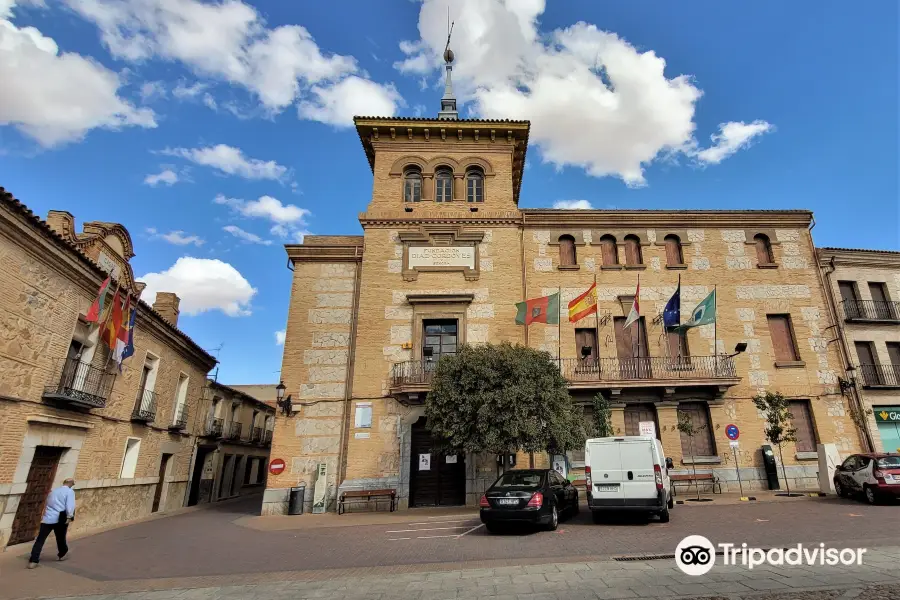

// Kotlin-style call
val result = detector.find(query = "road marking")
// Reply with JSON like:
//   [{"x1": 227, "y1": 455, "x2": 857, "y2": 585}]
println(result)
[
  {"x1": 415, "y1": 534, "x2": 460, "y2": 539},
  {"x1": 386, "y1": 526, "x2": 471, "y2": 533},
  {"x1": 425, "y1": 515, "x2": 472, "y2": 519},
  {"x1": 388, "y1": 537, "x2": 412, "y2": 541},
  {"x1": 456, "y1": 523, "x2": 485, "y2": 537},
  {"x1": 405, "y1": 519, "x2": 474, "y2": 526}
]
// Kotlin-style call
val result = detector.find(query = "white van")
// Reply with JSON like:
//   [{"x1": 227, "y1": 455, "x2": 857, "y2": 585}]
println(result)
[{"x1": 584, "y1": 436, "x2": 674, "y2": 523}]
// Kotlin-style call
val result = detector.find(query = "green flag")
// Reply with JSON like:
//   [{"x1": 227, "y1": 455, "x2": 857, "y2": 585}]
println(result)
[
  {"x1": 678, "y1": 289, "x2": 716, "y2": 329},
  {"x1": 515, "y1": 293, "x2": 560, "y2": 325}
]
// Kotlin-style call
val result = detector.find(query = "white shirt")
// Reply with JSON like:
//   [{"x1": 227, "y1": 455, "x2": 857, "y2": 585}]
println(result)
[{"x1": 42, "y1": 486, "x2": 75, "y2": 524}]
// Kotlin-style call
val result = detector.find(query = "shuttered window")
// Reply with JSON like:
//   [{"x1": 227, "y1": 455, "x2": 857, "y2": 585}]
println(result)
[
  {"x1": 664, "y1": 234, "x2": 684, "y2": 266},
  {"x1": 767, "y1": 314, "x2": 800, "y2": 362},
  {"x1": 754, "y1": 234, "x2": 774, "y2": 265},
  {"x1": 624, "y1": 235, "x2": 642, "y2": 265},
  {"x1": 788, "y1": 400, "x2": 817, "y2": 453},
  {"x1": 600, "y1": 235, "x2": 618, "y2": 266},
  {"x1": 678, "y1": 402, "x2": 715, "y2": 456},
  {"x1": 666, "y1": 330, "x2": 690, "y2": 360},
  {"x1": 558, "y1": 235, "x2": 577, "y2": 266}
]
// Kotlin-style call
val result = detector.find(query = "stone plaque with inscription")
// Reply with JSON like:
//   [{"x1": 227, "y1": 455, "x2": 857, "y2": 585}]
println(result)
[
  {"x1": 399, "y1": 227, "x2": 485, "y2": 281},
  {"x1": 408, "y1": 246, "x2": 475, "y2": 269}
]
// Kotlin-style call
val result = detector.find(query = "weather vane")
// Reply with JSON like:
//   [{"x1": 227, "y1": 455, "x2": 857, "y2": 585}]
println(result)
[{"x1": 444, "y1": 9, "x2": 454, "y2": 64}]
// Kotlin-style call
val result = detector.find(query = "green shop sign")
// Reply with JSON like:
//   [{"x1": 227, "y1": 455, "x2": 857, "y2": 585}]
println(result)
[{"x1": 874, "y1": 408, "x2": 900, "y2": 423}]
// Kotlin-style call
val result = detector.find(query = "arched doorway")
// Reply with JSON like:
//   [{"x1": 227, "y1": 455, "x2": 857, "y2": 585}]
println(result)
[{"x1": 408, "y1": 417, "x2": 466, "y2": 507}]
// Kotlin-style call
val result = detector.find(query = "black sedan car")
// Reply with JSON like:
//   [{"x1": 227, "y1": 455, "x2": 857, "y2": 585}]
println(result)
[{"x1": 479, "y1": 469, "x2": 578, "y2": 532}]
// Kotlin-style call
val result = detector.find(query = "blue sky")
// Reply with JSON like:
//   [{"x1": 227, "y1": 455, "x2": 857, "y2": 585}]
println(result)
[{"x1": 1, "y1": 0, "x2": 897, "y2": 383}]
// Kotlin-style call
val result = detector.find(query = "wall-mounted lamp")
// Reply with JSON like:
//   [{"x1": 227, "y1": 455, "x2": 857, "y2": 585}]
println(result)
[
  {"x1": 725, "y1": 342, "x2": 748, "y2": 358},
  {"x1": 275, "y1": 380, "x2": 293, "y2": 417}
]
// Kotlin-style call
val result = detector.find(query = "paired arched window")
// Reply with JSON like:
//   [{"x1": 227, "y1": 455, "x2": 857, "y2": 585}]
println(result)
[
  {"x1": 466, "y1": 168, "x2": 484, "y2": 202},
  {"x1": 754, "y1": 233, "x2": 774, "y2": 265},
  {"x1": 600, "y1": 235, "x2": 618, "y2": 266},
  {"x1": 435, "y1": 167, "x2": 453, "y2": 202},
  {"x1": 403, "y1": 168, "x2": 421, "y2": 203},
  {"x1": 624, "y1": 235, "x2": 642, "y2": 265},
  {"x1": 664, "y1": 234, "x2": 684, "y2": 266},
  {"x1": 558, "y1": 235, "x2": 577, "y2": 267}
]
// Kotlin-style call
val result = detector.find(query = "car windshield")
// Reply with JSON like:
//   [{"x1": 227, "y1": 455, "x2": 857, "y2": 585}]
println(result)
[
  {"x1": 494, "y1": 471, "x2": 543, "y2": 488},
  {"x1": 877, "y1": 457, "x2": 900, "y2": 469}
]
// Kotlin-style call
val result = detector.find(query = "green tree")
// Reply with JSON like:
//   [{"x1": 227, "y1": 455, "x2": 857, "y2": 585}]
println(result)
[
  {"x1": 425, "y1": 343, "x2": 586, "y2": 465},
  {"x1": 590, "y1": 393, "x2": 614, "y2": 438},
  {"x1": 676, "y1": 410, "x2": 707, "y2": 501},
  {"x1": 752, "y1": 391, "x2": 799, "y2": 496}
]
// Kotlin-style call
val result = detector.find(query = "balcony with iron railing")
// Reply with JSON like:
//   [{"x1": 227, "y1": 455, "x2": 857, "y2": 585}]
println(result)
[
  {"x1": 262, "y1": 429, "x2": 273, "y2": 446},
  {"x1": 131, "y1": 389, "x2": 157, "y2": 423},
  {"x1": 842, "y1": 300, "x2": 900, "y2": 323},
  {"x1": 43, "y1": 357, "x2": 116, "y2": 409},
  {"x1": 389, "y1": 355, "x2": 740, "y2": 403},
  {"x1": 204, "y1": 417, "x2": 224, "y2": 438},
  {"x1": 168, "y1": 403, "x2": 188, "y2": 431},
  {"x1": 857, "y1": 364, "x2": 900, "y2": 389},
  {"x1": 226, "y1": 421, "x2": 243, "y2": 441}
]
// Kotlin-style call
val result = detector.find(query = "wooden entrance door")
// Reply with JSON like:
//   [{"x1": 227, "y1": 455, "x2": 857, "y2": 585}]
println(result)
[
  {"x1": 409, "y1": 418, "x2": 466, "y2": 507},
  {"x1": 624, "y1": 404, "x2": 660, "y2": 439},
  {"x1": 152, "y1": 454, "x2": 172, "y2": 513},
  {"x1": 9, "y1": 447, "x2": 64, "y2": 545}
]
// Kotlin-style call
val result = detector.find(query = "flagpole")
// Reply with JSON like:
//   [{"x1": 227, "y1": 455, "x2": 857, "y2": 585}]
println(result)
[
  {"x1": 593, "y1": 274, "x2": 600, "y2": 379},
  {"x1": 100, "y1": 281, "x2": 122, "y2": 370},
  {"x1": 714, "y1": 284, "x2": 718, "y2": 375},
  {"x1": 557, "y1": 286, "x2": 562, "y2": 361}
]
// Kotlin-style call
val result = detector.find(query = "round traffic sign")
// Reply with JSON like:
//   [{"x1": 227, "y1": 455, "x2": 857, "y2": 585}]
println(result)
[
  {"x1": 725, "y1": 424, "x2": 740, "y2": 441},
  {"x1": 269, "y1": 458, "x2": 286, "y2": 475}
]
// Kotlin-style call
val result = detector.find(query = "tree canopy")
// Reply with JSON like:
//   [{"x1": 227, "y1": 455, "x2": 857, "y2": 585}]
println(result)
[{"x1": 425, "y1": 342, "x2": 586, "y2": 455}]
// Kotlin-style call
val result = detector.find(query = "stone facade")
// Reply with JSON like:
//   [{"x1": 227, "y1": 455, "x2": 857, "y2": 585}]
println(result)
[
  {"x1": 0, "y1": 190, "x2": 217, "y2": 548},
  {"x1": 265, "y1": 117, "x2": 865, "y2": 514}
]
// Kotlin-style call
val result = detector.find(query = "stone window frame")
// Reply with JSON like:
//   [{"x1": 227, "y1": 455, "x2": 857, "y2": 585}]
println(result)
[
  {"x1": 388, "y1": 155, "x2": 495, "y2": 203},
  {"x1": 547, "y1": 230, "x2": 588, "y2": 271},
  {"x1": 406, "y1": 294, "x2": 473, "y2": 361},
  {"x1": 652, "y1": 230, "x2": 693, "y2": 270},
  {"x1": 398, "y1": 227, "x2": 485, "y2": 282},
  {"x1": 735, "y1": 228, "x2": 781, "y2": 268},
  {"x1": 587, "y1": 230, "x2": 653, "y2": 271}
]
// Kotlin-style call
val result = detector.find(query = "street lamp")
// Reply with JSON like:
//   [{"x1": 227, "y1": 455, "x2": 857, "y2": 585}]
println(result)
[
  {"x1": 275, "y1": 381, "x2": 292, "y2": 416},
  {"x1": 725, "y1": 342, "x2": 748, "y2": 359}
]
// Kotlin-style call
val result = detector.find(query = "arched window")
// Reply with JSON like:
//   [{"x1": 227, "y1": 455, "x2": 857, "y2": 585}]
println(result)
[
  {"x1": 403, "y1": 168, "x2": 421, "y2": 203},
  {"x1": 624, "y1": 235, "x2": 642, "y2": 265},
  {"x1": 466, "y1": 168, "x2": 484, "y2": 202},
  {"x1": 435, "y1": 167, "x2": 453, "y2": 202},
  {"x1": 754, "y1": 233, "x2": 774, "y2": 265},
  {"x1": 664, "y1": 234, "x2": 684, "y2": 266},
  {"x1": 600, "y1": 235, "x2": 618, "y2": 266},
  {"x1": 558, "y1": 235, "x2": 576, "y2": 267}
]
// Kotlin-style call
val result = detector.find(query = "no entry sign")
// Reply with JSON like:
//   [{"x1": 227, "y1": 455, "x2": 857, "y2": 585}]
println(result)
[
  {"x1": 269, "y1": 458, "x2": 286, "y2": 475},
  {"x1": 725, "y1": 424, "x2": 740, "y2": 441}
]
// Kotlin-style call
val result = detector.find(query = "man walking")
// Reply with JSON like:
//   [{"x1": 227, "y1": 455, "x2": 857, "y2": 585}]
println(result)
[{"x1": 27, "y1": 478, "x2": 75, "y2": 569}]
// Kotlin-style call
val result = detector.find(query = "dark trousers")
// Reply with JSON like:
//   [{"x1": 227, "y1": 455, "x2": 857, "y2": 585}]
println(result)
[{"x1": 28, "y1": 514, "x2": 68, "y2": 564}]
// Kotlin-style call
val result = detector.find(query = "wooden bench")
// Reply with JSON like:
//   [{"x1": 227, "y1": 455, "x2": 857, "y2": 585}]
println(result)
[
  {"x1": 337, "y1": 489, "x2": 397, "y2": 514},
  {"x1": 670, "y1": 473, "x2": 721, "y2": 496}
]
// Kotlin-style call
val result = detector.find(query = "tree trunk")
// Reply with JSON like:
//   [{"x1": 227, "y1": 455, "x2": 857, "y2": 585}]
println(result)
[
  {"x1": 778, "y1": 444, "x2": 791, "y2": 495},
  {"x1": 690, "y1": 434, "x2": 700, "y2": 500}
]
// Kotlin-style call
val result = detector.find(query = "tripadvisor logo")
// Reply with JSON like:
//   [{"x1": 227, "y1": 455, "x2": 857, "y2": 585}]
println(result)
[{"x1": 675, "y1": 536, "x2": 867, "y2": 576}]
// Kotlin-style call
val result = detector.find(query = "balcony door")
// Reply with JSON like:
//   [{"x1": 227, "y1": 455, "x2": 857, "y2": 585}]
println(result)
[
  {"x1": 838, "y1": 281, "x2": 860, "y2": 319},
  {"x1": 423, "y1": 319, "x2": 457, "y2": 363},
  {"x1": 855, "y1": 341, "x2": 881, "y2": 386},
  {"x1": 887, "y1": 343, "x2": 900, "y2": 387},
  {"x1": 614, "y1": 316, "x2": 650, "y2": 378},
  {"x1": 869, "y1": 282, "x2": 894, "y2": 319}
]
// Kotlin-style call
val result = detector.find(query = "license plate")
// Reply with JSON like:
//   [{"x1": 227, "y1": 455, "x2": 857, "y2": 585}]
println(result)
[
  {"x1": 496, "y1": 498, "x2": 519, "y2": 505},
  {"x1": 596, "y1": 484, "x2": 619, "y2": 492}
]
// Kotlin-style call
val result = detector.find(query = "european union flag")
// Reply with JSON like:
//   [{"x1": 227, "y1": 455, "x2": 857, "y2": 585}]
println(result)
[
  {"x1": 663, "y1": 276, "x2": 681, "y2": 329},
  {"x1": 120, "y1": 307, "x2": 137, "y2": 369}
]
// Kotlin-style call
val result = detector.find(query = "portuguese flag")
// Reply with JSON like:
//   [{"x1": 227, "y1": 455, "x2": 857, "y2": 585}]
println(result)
[{"x1": 515, "y1": 292, "x2": 560, "y2": 325}]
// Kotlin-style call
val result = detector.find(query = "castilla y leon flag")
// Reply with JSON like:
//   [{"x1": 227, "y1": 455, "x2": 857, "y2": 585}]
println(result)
[
  {"x1": 85, "y1": 276, "x2": 111, "y2": 323},
  {"x1": 568, "y1": 282, "x2": 598, "y2": 323},
  {"x1": 623, "y1": 278, "x2": 641, "y2": 329},
  {"x1": 515, "y1": 292, "x2": 560, "y2": 326}
]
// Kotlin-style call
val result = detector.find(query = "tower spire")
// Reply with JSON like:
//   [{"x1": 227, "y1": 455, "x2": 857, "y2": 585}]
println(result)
[{"x1": 437, "y1": 19, "x2": 457, "y2": 120}]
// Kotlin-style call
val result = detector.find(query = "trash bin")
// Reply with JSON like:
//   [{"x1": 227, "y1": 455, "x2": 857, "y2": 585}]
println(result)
[
  {"x1": 288, "y1": 485, "x2": 306, "y2": 515},
  {"x1": 761, "y1": 445, "x2": 779, "y2": 490}
]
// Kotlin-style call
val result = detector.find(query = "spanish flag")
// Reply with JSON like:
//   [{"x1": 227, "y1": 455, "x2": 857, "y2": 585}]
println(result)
[{"x1": 568, "y1": 282, "x2": 598, "y2": 323}]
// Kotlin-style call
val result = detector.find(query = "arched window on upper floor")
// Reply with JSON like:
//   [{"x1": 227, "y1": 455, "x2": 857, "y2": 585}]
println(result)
[
  {"x1": 624, "y1": 235, "x2": 642, "y2": 265},
  {"x1": 435, "y1": 167, "x2": 453, "y2": 202},
  {"x1": 754, "y1": 233, "x2": 775, "y2": 265},
  {"x1": 403, "y1": 167, "x2": 421, "y2": 203},
  {"x1": 558, "y1": 235, "x2": 576, "y2": 267},
  {"x1": 664, "y1": 234, "x2": 684, "y2": 266},
  {"x1": 466, "y1": 168, "x2": 484, "y2": 203},
  {"x1": 600, "y1": 235, "x2": 618, "y2": 266}
]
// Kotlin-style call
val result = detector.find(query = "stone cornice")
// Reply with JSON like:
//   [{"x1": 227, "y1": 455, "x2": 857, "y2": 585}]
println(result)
[
  {"x1": 359, "y1": 210, "x2": 521, "y2": 227},
  {"x1": 286, "y1": 243, "x2": 364, "y2": 263},
  {"x1": 522, "y1": 209, "x2": 813, "y2": 228},
  {"x1": 817, "y1": 247, "x2": 900, "y2": 268}
]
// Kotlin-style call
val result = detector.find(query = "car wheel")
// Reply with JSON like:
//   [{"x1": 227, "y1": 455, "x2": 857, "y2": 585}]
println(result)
[
  {"x1": 667, "y1": 493, "x2": 675, "y2": 509},
  {"x1": 834, "y1": 479, "x2": 845, "y2": 498},
  {"x1": 485, "y1": 523, "x2": 499, "y2": 534},
  {"x1": 591, "y1": 510, "x2": 604, "y2": 524},
  {"x1": 546, "y1": 505, "x2": 559, "y2": 531},
  {"x1": 571, "y1": 497, "x2": 580, "y2": 516},
  {"x1": 864, "y1": 485, "x2": 879, "y2": 505},
  {"x1": 659, "y1": 506, "x2": 670, "y2": 523}
]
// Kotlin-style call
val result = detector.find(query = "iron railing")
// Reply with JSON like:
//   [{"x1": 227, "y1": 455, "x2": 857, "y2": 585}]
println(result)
[
  {"x1": 858, "y1": 364, "x2": 900, "y2": 388},
  {"x1": 843, "y1": 299, "x2": 900, "y2": 322},
  {"x1": 132, "y1": 389, "x2": 157, "y2": 422},
  {"x1": 251, "y1": 426, "x2": 262, "y2": 443},
  {"x1": 43, "y1": 357, "x2": 115, "y2": 409},
  {"x1": 262, "y1": 429, "x2": 273, "y2": 445},
  {"x1": 169, "y1": 403, "x2": 188, "y2": 431},
  {"x1": 391, "y1": 355, "x2": 737, "y2": 388},
  {"x1": 227, "y1": 421, "x2": 243, "y2": 440},
  {"x1": 205, "y1": 417, "x2": 224, "y2": 438}
]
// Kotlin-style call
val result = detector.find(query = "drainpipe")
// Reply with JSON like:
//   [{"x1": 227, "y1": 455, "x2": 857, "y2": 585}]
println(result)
[
  {"x1": 336, "y1": 245, "x2": 364, "y2": 506},
  {"x1": 521, "y1": 212, "x2": 528, "y2": 347}
]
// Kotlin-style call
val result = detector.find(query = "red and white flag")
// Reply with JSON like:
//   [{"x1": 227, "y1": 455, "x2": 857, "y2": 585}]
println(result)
[{"x1": 624, "y1": 277, "x2": 640, "y2": 328}]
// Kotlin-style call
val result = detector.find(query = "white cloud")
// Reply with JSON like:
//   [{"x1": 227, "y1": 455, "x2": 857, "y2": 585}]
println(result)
[
  {"x1": 215, "y1": 194, "x2": 310, "y2": 241},
  {"x1": 298, "y1": 76, "x2": 403, "y2": 127},
  {"x1": 139, "y1": 80, "x2": 166, "y2": 102},
  {"x1": 223, "y1": 224, "x2": 272, "y2": 246},
  {"x1": 138, "y1": 256, "x2": 256, "y2": 317},
  {"x1": 162, "y1": 144, "x2": 287, "y2": 181},
  {"x1": 143, "y1": 167, "x2": 178, "y2": 186},
  {"x1": 64, "y1": 0, "x2": 402, "y2": 122},
  {"x1": 397, "y1": 0, "x2": 772, "y2": 186},
  {"x1": 553, "y1": 199, "x2": 593, "y2": 209},
  {"x1": 172, "y1": 80, "x2": 207, "y2": 99},
  {"x1": 275, "y1": 329, "x2": 285, "y2": 345},
  {"x1": 146, "y1": 227, "x2": 204, "y2": 246},
  {"x1": 694, "y1": 120, "x2": 774, "y2": 165},
  {"x1": 0, "y1": 2, "x2": 156, "y2": 147}
]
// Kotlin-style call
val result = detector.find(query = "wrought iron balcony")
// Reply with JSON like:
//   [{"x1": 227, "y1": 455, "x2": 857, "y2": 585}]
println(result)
[
  {"x1": 262, "y1": 429, "x2": 273, "y2": 446},
  {"x1": 204, "y1": 417, "x2": 224, "y2": 438},
  {"x1": 251, "y1": 426, "x2": 262, "y2": 443},
  {"x1": 857, "y1": 364, "x2": 900, "y2": 389},
  {"x1": 226, "y1": 421, "x2": 243, "y2": 441},
  {"x1": 843, "y1": 299, "x2": 900, "y2": 323},
  {"x1": 43, "y1": 357, "x2": 115, "y2": 409},
  {"x1": 168, "y1": 403, "x2": 188, "y2": 431},
  {"x1": 132, "y1": 389, "x2": 157, "y2": 423}
]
